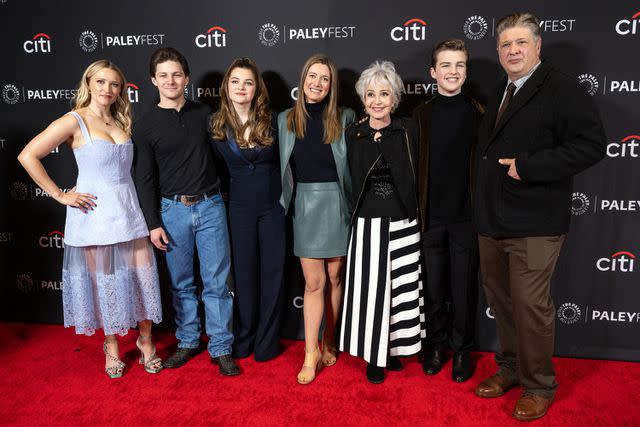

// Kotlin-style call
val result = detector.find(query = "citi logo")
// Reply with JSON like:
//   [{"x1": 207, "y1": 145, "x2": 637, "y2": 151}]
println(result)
[
  {"x1": 390, "y1": 18, "x2": 427, "y2": 42},
  {"x1": 195, "y1": 25, "x2": 227, "y2": 48},
  {"x1": 23, "y1": 33, "x2": 52, "y2": 54},
  {"x1": 39, "y1": 230, "x2": 64, "y2": 249},
  {"x1": 607, "y1": 135, "x2": 639, "y2": 158},
  {"x1": 577, "y1": 73, "x2": 599, "y2": 96},
  {"x1": 615, "y1": 11, "x2": 640, "y2": 35},
  {"x1": 126, "y1": 83, "x2": 139, "y2": 103},
  {"x1": 596, "y1": 251, "x2": 635, "y2": 272}
]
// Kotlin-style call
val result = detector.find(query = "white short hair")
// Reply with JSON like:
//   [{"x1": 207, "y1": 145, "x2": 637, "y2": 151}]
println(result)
[{"x1": 355, "y1": 60, "x2": 404, "y2": 111}]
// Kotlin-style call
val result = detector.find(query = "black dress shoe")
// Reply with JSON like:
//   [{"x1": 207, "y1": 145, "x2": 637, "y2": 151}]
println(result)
[
  {"x1": 422, "y1": 346, "x2": 446, "y2": 375},
  {"x1": 387, "y1": 356, "x2": 403, "y2": 371},
  {"x1": 211, "y1": 354, "x2": 240, "y2": 376},
  {"x1": 163, "y1": 347, "x2": 202, "y2": 369},
  {"x1": 452, "y1": 351, "x2": 474, "y2": 383},
  {"x1": 366, "y1": 363, "x2": 384, "y2": 384}
]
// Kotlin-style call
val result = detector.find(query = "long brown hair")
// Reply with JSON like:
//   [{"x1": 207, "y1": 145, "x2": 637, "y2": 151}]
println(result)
[
  {"x1": 73, "y1": 60, "x2": 132, "y2": 135},
  {"x1": 286, "y1": 54, "x2": 342, "y2": 144},
  {"x1": 210, "y1": 58, "x2": 273, "y2": 147}
]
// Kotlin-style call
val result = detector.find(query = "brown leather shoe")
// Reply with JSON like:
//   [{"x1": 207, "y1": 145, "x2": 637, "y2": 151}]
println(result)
[
  {"x1": 512, "y1": 392, "x2": 553, "y2": 421},
  {"x1": 475, "y1": 373, "x2": 519, "y2": 398}
]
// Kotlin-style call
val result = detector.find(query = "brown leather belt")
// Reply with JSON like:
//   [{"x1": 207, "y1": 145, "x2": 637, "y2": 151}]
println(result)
[{"x1": 174, "y1": 193, "x2": 207, "y2": 206}]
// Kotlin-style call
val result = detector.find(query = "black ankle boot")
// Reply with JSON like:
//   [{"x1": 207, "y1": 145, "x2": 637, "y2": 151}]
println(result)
[
  {"x1": 452, "y1": 351, "x2": 474, "y2": 383},
  {"x1": 387, "y1": 356, "x2": 402, "y2": 371},
  {"x1": 422, "y1": 345, "x2": 446, "y2": 375},
  {"x1": 366, "y1": 363, "x2": 384, "y2": 384}
]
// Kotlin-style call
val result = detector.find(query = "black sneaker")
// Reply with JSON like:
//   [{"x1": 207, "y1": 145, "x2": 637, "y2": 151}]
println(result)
[
  {"x1": 163, "y1": 347, "x2": 202, "y2": 369},
  {"x1": 211, "y1": 354, "x2": 240, "y2": 376}
]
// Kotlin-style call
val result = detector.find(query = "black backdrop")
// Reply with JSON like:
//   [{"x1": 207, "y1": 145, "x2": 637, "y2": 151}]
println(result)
[{"x1": 1, "y1": 1, "x2": 639, "y2": 362}]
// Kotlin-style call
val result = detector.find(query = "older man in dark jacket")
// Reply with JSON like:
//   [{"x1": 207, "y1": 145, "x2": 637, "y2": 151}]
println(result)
[{"x1": 473, "y1": 13, "x2": 606, "y2": 421}]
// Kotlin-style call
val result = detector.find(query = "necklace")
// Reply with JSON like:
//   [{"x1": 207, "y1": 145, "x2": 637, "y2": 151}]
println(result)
[{"x1": 88, "y1": 106, "x2": 114, "y2": 126}]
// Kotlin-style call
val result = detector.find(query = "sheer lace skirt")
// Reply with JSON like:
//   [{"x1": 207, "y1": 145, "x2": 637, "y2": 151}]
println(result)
[{"x1": 62, "y1": 237, "x2": 162, "y2": 336}]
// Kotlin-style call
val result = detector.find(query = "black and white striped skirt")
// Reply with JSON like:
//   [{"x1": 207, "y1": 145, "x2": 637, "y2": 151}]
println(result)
[{"x1": 338, "y1": 217, "x2": 426, "y2": 367}]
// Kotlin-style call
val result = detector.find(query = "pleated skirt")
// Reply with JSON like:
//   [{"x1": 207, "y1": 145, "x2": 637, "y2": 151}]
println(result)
[{"x1": 338, "y1": 217, "x2": 426, "y2": 367}]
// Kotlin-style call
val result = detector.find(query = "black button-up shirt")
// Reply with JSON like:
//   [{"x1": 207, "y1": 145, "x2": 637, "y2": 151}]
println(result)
[{"x1": 133, "y1": 100, "x2": 220, "y2": 230}]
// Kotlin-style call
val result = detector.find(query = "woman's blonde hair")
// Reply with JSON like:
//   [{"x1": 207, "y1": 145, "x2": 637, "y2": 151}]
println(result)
[
  {"x1": 286, "y1": 54, "x2": 342, "y2": 144},
  {"x1": 73, "y1": 60, "x2": 132, "y2": 135},
  {"x1": 210, "y1": 58, "x2": 273, "y2": 147}
]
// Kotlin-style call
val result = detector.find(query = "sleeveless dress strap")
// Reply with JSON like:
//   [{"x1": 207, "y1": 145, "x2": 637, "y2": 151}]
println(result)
[{"x1": 66, "y1": 111, "x2": 93, "y2": 145}]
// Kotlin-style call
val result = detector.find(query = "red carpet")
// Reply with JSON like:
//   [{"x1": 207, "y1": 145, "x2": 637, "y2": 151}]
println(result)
[{"x1": 0, "y1": 322, "x2": 638, "y2": 426}]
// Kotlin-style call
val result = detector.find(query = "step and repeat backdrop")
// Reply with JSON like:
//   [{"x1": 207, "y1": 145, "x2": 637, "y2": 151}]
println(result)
[{"x1": 1, "y1": 1, "x2": 638, "y2": 361}]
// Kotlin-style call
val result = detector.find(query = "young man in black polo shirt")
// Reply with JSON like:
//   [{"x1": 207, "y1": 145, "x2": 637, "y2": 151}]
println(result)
[
  {"x1": 413, "y1": 39, "x2": 484, "y2": 383},
  {"x1": 133, "y1": 47, "x2": 239, "y2": 376}
]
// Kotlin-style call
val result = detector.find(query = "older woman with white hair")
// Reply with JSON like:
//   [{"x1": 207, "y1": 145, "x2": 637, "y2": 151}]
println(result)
[{"x1": 338, "y1": 60, "x2": 425, "y2": 383}]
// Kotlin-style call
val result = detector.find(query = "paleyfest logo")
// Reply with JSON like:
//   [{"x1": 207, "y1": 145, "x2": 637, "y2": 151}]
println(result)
[
  {"x1": 391, "y1": 18, "x2": 427, "y2": 41},
  {"x1": 463, "y1": 16, "x2": 488, "y2": 40},
  {"x1": 571, "y1": 192, "x2": 590, "y2": 216},
  {"x1": 578, "y1": 73, "x2": 599, "y2": 96},
  {"x1": 2, "y1": 84, "x2": 21, "y2": 104},
  {"x1": 596, "y1": 250, "x2": 636, "y2": 273},
  {"x1": 79, "y1": 30, "x2": 99, "y2": 52},
  {"x1": 23, "y1": 32, "x2": 52, "y2": 54},
  {"x1": 557, "y1": 302, "x2": 582, "y2": 324},
  {"x1": 195, "y1": 25, "x2": 227, "y2": 48},
  {"x1": 607, "y1": 134, "x2": 640, "y2": 158},
  {"x1": 258, "y1": 23, "x2": 279, "y2": 46},
  {"x1": 615, "y1": 11, "x2": 640, "y2": 35}
]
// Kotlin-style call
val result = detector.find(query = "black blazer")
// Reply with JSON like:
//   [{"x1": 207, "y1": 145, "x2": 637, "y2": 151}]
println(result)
[{"x1": 474, "y1": 61, "x2": 606, "y2": 238}]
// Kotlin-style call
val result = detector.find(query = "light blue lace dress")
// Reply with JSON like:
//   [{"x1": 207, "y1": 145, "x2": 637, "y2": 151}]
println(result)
[{"x1": 62, "y1": 112, "x2": 162, "y2": 336}]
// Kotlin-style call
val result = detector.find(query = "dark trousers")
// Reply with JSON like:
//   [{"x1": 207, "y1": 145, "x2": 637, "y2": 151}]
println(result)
[
  {"x1": 478, "y1": 234, "x2": 565, "y2": 398},
  {"x1": 421, "y1": 221, "x2": 478, "y2": 352},
  {"x1": 229, "y1": 200, "x2": 286, "y2": 361}
]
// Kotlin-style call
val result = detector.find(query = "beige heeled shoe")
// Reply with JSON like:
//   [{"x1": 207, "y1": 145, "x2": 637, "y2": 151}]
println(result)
[
  {"x1": 297, "y1": 347, "x2": 323, "y2": 385},
  {"x1": 103, "y1": 339, "x2": 125, "y2": 379},
  {"x1": 136, "y1": 335, "x2": 163, "y2": 374},
  {"x1": 321, "y1": 338, "x2": 337, "y2": 367}
]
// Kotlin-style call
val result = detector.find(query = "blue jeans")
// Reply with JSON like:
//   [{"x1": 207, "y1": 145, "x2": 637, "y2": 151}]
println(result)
[{"x1": 160, "y1": 193, "x2": 233, "y2": 357}]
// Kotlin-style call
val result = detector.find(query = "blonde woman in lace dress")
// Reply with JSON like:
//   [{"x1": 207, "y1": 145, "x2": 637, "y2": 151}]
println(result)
[{"x1": 18, "y1": 60, "x2": 163, "y2": 378}]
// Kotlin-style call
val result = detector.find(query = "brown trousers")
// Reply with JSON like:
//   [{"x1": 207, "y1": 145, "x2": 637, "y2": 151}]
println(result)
[{"x1": 478, "y1": 234, "x2": 566, "y2": 398}]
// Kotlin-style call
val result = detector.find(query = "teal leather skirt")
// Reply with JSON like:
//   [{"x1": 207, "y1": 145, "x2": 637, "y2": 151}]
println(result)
[{"x1": 293, "y1": 182, "x2": 349, "y2": 258}]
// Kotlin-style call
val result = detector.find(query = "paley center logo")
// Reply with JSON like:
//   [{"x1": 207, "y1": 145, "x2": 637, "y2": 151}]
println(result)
[
  {"x1": 23, "y1": 32, "x2": 52, "y2": 54},
  {"x1": 577, "y1": 73, "x2": 599, "y2": 96},
  {"x1": 390, "y1": 18, "x2": 428, "y2": 41},
  {"x1": 571, "y1": 192, "x2": 591, "y2": 216},
  {"x1": 258, "y1": 23, "x2": 280, "y2": 46},
  {"x1": 10, "y1": 181, "x2": 28, "y2": 200},
  {"x1": 596, "y1": 250, "x2": 635, "y2": 273},
  {"x1": 615, "y1": 11, "x2": 640, "y2": 35},
  {"x1": 607, "y1": 134, "x2": 639, "y2": 158},
  {"x1": 2, "y1": 83, "x2": 21, "y2": 104},
  {"x1": 39, "y1": 230, "x2": 64, "y2": 249},
  {"x1": 557, "y1": 302, "x2": 582, "y2": 324},
  {"x1": 195, "y1": 25, "x2": 227, "y2": 48},
  {"x1": 16, "y1": 274, "x2": 34, "y2": 294},
  {"x1": 463, "y1": 15, "x2": 488, "y2": 40}
]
